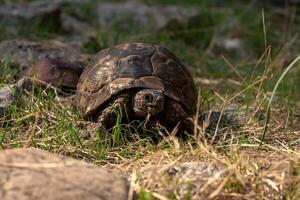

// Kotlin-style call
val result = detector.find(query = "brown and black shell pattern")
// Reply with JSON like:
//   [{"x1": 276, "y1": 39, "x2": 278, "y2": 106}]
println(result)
[{"x1": 75, "y1": 42, "x2": 197, "y2": 119}]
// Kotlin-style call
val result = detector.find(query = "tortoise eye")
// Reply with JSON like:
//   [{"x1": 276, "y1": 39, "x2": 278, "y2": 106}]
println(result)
[{"x1": 144, "y1": 94, "x2": 152, "y2": 101}]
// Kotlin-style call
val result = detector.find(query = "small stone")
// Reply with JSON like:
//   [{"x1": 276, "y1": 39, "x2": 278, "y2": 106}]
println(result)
[
  {"x1": 0, "y1": 78, "x2": 32, "y2": 118},
  {"x1": 199, "y1": 110, "x2": 240, "y2": 131},
  {"x1": 138, "y1": 162, "x2": 226, "y2": 199},
  {"x1": 0, "y1": 85, "x2": 15, "y2": 118}
]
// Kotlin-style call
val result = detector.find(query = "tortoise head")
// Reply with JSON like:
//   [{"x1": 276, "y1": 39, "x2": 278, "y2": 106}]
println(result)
[{"x1": 132, "y1": 89, "x2": 164, "y2": 118}]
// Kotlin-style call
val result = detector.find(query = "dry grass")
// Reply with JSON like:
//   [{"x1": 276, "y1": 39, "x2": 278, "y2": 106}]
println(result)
[
  {"x1": 0, "y1": 1, "x2": 300, "y2": 199},
  {"x1": 1, "y1": 39, "x2": 299, "y2": 200}
]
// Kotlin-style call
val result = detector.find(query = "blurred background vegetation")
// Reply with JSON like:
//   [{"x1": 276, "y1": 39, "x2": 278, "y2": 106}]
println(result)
[{"x1": 0, "y1": 0, "x2": 299, "y2": 111}]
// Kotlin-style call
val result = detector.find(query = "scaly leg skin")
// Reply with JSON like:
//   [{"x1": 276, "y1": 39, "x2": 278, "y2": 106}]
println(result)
[
  {"x1": 161, "y1": 99, "x2": 193, "y2": 134},
  {"x1": 96, "y1": 94, "x2": 130, "y2": 132},
  {"x1": 77, "y1": 94, "x2": 130, "y2": 139}
]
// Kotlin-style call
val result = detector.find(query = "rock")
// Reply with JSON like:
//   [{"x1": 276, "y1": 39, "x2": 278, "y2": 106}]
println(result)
[
  {"x1": 0, "y1": 148, "x2": 130, "y2": 200},
  {"x1": 138, "y1": 162, "x2": 226, "y2": 199},
  {"x1": 0, "y1": 39, "x2": 87, "y2": 74},
  {"x1": 0, "y1": 71, "x2": 80, "y2": 119},
  {"x1": 61, "y1": 14, "x2": 96, "y2": 39},
  {"x1": 0, "y1": 85, "x2": 15, "y2": 119},
  {"x1": 59, "y1": 14, "x2": 99, "y2": 50},
  {"x1": 0, "y1": 1, "x2": 98, "y2": 49},
  {"x1": 24, "y1": 57, "x2": 83, "y2": 90},
  {"x1": 138, "y1": 161, "x2": 283, "y2": 200},
  {"x1": 0, "y1": 39, "x2": 88, "y2": 118},
  {"x1": 0, "y1": 0, "x2": 94, "y2": 22},
  {"x1": 215, "y1": 37, "x2": 246, "y2": 55},
  {"x1": 0, "y1": 0, "x2": 63, "y2": 32},
  {"x1": 198, "y1": 104, "x2": 265, "y2": 133},
  {"x1": 0, "y1": 0, "x2": 63, "y2": 20},
  {"x1": 96, "y1": 2, "x2": 200, "y2": 31},
  {"x1": 57, "y1": 34, "x2": 101, "y2": 53},
  {"x1": 199, "y1": 110, "x2": 240, "y2": 132},
  {"x1": 0, "y1": 78, "x2": 32, "y2": 119}
]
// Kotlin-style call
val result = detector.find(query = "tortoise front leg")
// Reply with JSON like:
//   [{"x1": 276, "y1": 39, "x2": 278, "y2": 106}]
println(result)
[
  {"x1": 78, "y1": 94, "x2": 130, "y2": 138},
  {"x1": 96, "y1": 94, "x2": 130, "y2": 131}
]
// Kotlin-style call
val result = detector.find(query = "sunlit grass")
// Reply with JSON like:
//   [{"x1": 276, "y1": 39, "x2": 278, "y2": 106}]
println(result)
[{"x1": 0, "y1": 0, "x2": 300, "y2": 199}]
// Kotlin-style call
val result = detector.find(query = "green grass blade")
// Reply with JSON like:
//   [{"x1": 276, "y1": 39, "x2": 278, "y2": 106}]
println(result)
[{"x1": 260, "y1": 55, "x2": 300, "y2": 143}]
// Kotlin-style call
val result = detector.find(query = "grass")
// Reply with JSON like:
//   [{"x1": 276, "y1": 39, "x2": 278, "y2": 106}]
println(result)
[
  {"x1": 261, "y1": 55, "x2": 300, "y2": 143},
  {"x1": 0, "y1": 0, "x2": 300, "y2": 199},
  {"x1": 0, "y1": 57, "x2": 20, "y2": 84}
]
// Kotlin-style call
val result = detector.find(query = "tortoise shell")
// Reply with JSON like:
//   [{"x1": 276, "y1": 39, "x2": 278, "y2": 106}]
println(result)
[{"x1": 75, "y1": 42, "x2": 197, "y2": 119}]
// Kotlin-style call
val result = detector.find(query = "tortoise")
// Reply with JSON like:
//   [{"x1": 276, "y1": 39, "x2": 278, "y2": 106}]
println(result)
[{"x1": 74, "y1": 42, "x2": 197, "y2": 131}]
